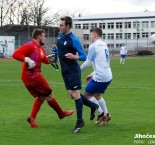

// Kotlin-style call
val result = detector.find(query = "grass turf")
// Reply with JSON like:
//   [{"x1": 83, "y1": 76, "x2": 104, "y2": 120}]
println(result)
[{"x1": 0, "y1": 56, "x2": 155, "y2": 145}]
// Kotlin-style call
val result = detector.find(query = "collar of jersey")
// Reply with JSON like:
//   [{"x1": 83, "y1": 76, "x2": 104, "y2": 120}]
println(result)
[
  {"x1": 32, "y1": 39, "x2": 41, "y2": 47},
  {"x1": 59, "y1": 32, "x2": 72, "y2": 38}
]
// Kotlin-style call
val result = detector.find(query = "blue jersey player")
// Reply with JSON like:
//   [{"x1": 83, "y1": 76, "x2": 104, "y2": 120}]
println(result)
[
  {"x1": 57, "y1": 16, "x2": 98, "y2": 133},
  {"x1": 51, "y1": 43, "x2": 59, "y2": 71}
]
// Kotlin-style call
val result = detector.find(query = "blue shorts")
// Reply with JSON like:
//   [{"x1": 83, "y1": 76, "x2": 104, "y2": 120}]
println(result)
[
  {"x1": 62, "y1": 72, "x2": 82, "y2": 90},
  {"x1": 85, "y1": 79, "x2": 112, "y2": 94},
  {"x1": 120, "y1": 54, "x2": 126, "y2": 58}
]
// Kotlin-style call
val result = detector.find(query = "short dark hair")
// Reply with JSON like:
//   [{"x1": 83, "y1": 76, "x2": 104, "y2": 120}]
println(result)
[
  {"x1": 32, "y1": 28, "x2": 46, "y2": 39},
  {"x1": 90, "y1": 27, "x2": 102, "y2": 37},
  {"x1": 60, "y1": 16, "x2": 72, "y2": 28}
]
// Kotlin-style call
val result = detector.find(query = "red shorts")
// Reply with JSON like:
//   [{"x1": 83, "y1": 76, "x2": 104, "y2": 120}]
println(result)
[{"x1": 23, "y1": 75, "x2": 52, "y2": 98}]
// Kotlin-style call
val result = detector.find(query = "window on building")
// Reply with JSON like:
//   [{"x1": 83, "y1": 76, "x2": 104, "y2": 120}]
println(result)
[
  {"x1": 107, "y1": 44, "x2": 114, "y2": 48},
  {"x1": 125, "y1": 22, "x2": 131, "y2": 28},
  {"x1": 108, "y1": 33, "x2": 114, "y2": 39},
  {"x1": 142, "y1": 21, "x2": 149, "y2": 28},
  {"x1": 83, "y1": 23, "x2": 89, "y2": 29},
  {"x1": 125, "y1": 33, "x2": 131, "y2": 39},
  {"x1": 90, "y1": 23, "x2": 97, "y2": 28},
  {"x1": 151, "y1": 21, "x2": 155, "y2": 28},
  {"x1": 151, "y1": 32, "x2": 155, "y2": 35},
  {"x1": 102, "y1": 34, "x2": 106, "y2": 39},
  {"x1": 75, "y1": 24, "x2": 81, "y2": 29},
  {"x1": 133, "y1": 33, "x2": 140, "y2": 39},
  {"x1": 116, "y1": 33, "x2": 122, "y2": 39},
  {"x1": 99, "y1": 23, "x2": 105, "y2": 29},
  {"x1": 107, "y1": 23, "x2": 114, "y2": 29},
  {"x1": 142, "y1": 32, "x2": 149, "y2": 38},
  {"x1": 116, "y1": 44, "x2": 122, "y2": 48},
  {"x1": 116, "y1": 22, "x2": 122, "y2": 29},
  {"x1": 133, "y1": 21, "x2": 140, "y2": 28},
  {"x1": 83, "y1": 34, "x2": 89, "y2": 40}
]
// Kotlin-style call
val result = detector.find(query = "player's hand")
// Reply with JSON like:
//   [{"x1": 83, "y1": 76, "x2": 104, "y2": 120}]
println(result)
[
  {"x1": 65, "y1": 53, "x2": 78, "y2": 60},
  {"x1": 47, "y1": 54, "x2": 55, "y2": 64},
  {"x1": 24, "y1": 57, "x2": 36, "y2": 69},
  {"x1": 85, "y1": 75, "x2": 92, "y2": 83}
]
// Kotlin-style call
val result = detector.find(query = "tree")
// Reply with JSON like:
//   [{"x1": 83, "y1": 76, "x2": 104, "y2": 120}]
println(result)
[{"x1": 50, "y1": 8, "x2": 85, "y2": 26}]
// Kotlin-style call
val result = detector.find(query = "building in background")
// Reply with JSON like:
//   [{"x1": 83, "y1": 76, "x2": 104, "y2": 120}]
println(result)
[
  {"x1": 0, "y1": 36, "x2": 15, "y2": 57},
  {"x1": 0, "y1": 25, "x2": 59, "y2": 57},
  {"x1": 0, "y1": 25, "x2": 84, "y2": 57},
  {"x1": 73, "y1": 11, "x2": 155, "y2": 55}
]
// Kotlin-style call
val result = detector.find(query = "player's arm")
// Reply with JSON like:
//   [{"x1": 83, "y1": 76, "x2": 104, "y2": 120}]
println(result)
[
  {"x1": 41, "y1": 49, "x2": 51, "y2": 64},
  {"x1": 65, "y1": 38, "x2": 86, "y2": 61},
  {"x1": 12, "y1": 44, "x2": 35, "y2": 69},
  {"x1": 80, "y1": 59, "x2": 92, "y2": 71},
  {"x1": 85, "y1": 71, "x2": 94, "y2": 83},
  {"x1": 45, "y1": 54, "x2": 56, "y2": 64},
  {"x1": 12, "y1": 44, "x2": 33, "y2": 61},
  {"x1": 126, "y1": 47, "x2": 128, "y2": 54},
  {"x1": 73, "y1": 38, "x2": 86, "y2": 61},
  {"x1": 80, "y1": 44, "x2": 95, "y2": 71}
]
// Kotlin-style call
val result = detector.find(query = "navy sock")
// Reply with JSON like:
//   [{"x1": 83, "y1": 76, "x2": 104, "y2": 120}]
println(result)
[
  {"x1": 75, "y1": 98, "x2": 83, "y2": 120},
  {"x1": 80, "y1": 94, "x2": 96, "y2": 108},
  {"x1": 51, "y1": 64, "x2": 56, "y2": 69}
]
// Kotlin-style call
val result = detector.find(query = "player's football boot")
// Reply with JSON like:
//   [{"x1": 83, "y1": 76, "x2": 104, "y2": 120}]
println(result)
[
  {"x1": 90, "y1": 104, "x2": 99, "y2": 120},
  {"x1": 95, "y1": 112, "x2": 106, "y2": 125},
  {"x1": 26, "y1": 116, "x2": 39, "y2": 128},
  {"x1": 58, "y1": 110, "x2": 74, "y2": 119},
  {"x1": 101, "y1": 114, "x2": 112, "y2": 125},
  {"x1": 73, "y1": 119, "x2": 85, "y2": 133}
]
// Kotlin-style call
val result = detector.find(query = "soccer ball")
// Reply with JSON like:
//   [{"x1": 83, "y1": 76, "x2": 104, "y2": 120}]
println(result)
[{"x1": 149, "y1": 34, "x2": 155, "y2": 43}]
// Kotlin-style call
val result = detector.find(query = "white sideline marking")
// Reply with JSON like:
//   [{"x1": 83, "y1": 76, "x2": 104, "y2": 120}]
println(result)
[{"x1": 0, "y1": 80, "x2": 155, "y2": 90}]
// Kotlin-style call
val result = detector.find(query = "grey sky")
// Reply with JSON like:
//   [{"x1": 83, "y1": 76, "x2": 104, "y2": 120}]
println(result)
[{"x1": 46, "y1": 0, "x2": 155, "y2": 14}]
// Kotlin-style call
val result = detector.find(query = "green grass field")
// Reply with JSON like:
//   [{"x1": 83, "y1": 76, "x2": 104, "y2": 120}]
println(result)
[{"x1": 0, "y1": 56, "x2": 155, "y2": 145}]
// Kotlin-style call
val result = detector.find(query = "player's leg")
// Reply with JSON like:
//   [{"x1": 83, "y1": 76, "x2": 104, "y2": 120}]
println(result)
[
  {"x1": 62, "y1": 71, "x2": 84, "y2": 133},
  {"x1": 84, "y1": 79, "x2": 105, "y2": 122},
  {"x1": 94, "y1": 80, "x2": 112, "y2": 125},
  {"x1": 55, "y1": 58, "x2": 59, "y2": 70},
  {"x1": 80, "y1": 94, "x2": 99, "y2": 120},
  {"x1": 27, "y1": 97, "x2": 45, "y2": 127},
  {"x1": 68, "y1": 90, "x2": 85, "y2": 133},
  {"x1": 88, "y1": 94, "x2": 106, "y2": 125},
  {"x1": 51, "y1": 63, "x2": 56, "y2": 69},
  {"x1": 55, "y1": 63, "x2": 59, "y2": 70},
  {"x1": 46, "y1": 93, "x2": 74, "y2": 119},
  {"x1": 120, "y1": 55, "x2": 123, "y2": 64},
  {"x1": 122, "y1": 55, "x2": 126, "y2": 64},
  {"x1": 88, "y1": 96, "x2": 103, "y2": 118},
  {"x1": 36, "y1": 75, "x2": 74, "y2": 119},
  {"x1": 23, "y1": 79, "x2": 45, "y2": 128}
]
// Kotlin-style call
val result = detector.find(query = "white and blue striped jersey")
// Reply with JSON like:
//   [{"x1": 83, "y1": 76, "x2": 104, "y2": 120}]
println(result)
[{"x1": 87, "y1": 39, "x2": 112, "y2": 82}]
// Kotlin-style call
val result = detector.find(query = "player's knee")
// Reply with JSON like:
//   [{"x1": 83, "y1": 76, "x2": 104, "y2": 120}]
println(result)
[{"x1": 68, "y1": 92, "x2": 76, "y2": 100}]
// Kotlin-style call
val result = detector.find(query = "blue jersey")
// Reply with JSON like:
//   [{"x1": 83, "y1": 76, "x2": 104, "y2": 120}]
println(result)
[
  {"x1": 52, "y1": 46, "x2": 58, "y2": 55},
  {"x1": 57, "y1": 32, "x2": 86, "y2": 73}
]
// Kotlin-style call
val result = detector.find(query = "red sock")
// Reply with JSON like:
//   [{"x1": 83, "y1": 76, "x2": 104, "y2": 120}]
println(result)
[
  {"x1": 30, "y1": 98, "x2": 44, "y2": 119},
  {"x1": 47, "y1": 98, "x2": 63, "y2": 115}
]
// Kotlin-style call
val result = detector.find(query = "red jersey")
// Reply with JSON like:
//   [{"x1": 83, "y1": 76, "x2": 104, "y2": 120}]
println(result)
[{"x1": 12, "y1": 39, "x2": 49, "y2": 81}]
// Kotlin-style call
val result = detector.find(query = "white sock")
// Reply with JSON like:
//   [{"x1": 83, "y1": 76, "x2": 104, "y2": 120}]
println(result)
[
  {"x1": 98, "y1": 98, "x2": 108, "y2": 114},
  {"x1": 120, "y1": 58, "x2": 122, "y2": 64},
  {"x1": 122, "y1": 59, "x2": 125, "y2": 64},
  {"x1": 89, "y1": 96, "x2": 103, "y2": 115}
]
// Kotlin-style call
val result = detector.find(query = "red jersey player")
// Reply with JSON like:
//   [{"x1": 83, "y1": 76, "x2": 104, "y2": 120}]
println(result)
[{"x1": 12, "y1": 28, "x2": 74, "y2": 128}]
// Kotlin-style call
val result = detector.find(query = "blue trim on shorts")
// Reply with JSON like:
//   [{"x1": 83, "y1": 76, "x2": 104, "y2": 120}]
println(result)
[{"x1": 85, "y1": 79, "x2": 111, "y2": 94}]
